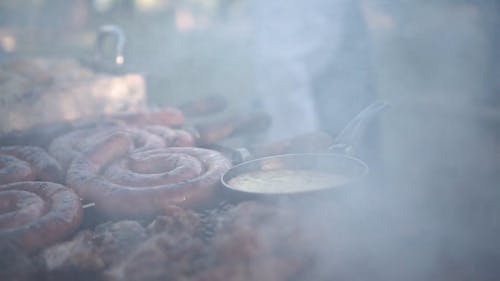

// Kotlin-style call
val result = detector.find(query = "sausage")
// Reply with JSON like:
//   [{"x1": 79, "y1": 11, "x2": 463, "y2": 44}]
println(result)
[
  {"x1": 0, "y1": 181, "x2": 83, "y2": 252},
  {"x1": 49, "y1": 125, "x2": 195, "y2": 170},
  {"x1": 0, "y1": 146, "x2": 63, "y2": 184},
  {"x1": 66, "y1": 132, "x2": 231, "y2": 218},
  {"x1": 0, "y1": 107, "x2": 184, "y2": 149},
  {"x1": 143, "y1": 125, "x2": 196, "y2": 148},
  {"x1": 193, "y1": 111, "x2": 271, "y2": 146},
  {"x1": 249, "y1": 131, "x2": 334, "y2": 158},
  {"x1": 177, "y1": 95, "x2": 228, "y2": 117},
  {"x1": 110, "y1": 107, "x2": 185, "y2": 128}
]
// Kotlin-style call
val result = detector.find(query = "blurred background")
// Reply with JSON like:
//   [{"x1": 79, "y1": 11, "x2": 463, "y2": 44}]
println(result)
[{"x1": 0, "y1": 0, "x2": 499, "y2": 280}]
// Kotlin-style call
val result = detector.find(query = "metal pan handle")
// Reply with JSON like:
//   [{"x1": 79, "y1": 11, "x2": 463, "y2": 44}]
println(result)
[
  {"x1": 328, "y1": 101, "x2": 389, "y2": 155},
  {"x1": 212, "y1": 101, "x2": 388, "y2": 164}
]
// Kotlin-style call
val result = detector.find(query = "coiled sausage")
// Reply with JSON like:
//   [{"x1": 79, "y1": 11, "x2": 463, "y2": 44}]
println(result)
[
  {"x1": 49, "y1": 125, "x2": 195, "y2": 170},
  {"x1": 0, "y1": 146, "x2": 63, "y2": 184},
  {"x1": 0, "y1": 181, "x2": 83, "y2": 252},
  {"x1": 66, "y1": 133, "x2": 231, "y2": 218}
]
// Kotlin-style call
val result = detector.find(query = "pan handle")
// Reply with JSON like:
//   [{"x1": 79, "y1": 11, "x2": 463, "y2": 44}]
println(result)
[
  {"x1": 212, "y1": 101, "x2": 388, "y2": 164},
  {"x1": 210, "y1": 130, "x2": 334, "y2": 165},
  {"x1": 329, "y1": 101, "x2": 389, "y2": 155}
]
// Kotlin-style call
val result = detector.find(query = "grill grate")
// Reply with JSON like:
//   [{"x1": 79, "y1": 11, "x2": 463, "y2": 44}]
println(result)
[{"x1": 198, "y1": 201, "x2": 235, "y2": 242}]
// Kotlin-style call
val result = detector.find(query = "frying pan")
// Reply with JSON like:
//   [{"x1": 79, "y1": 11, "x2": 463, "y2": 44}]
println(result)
[{"x1": 220, "y1": 101, "x2": 388, "y2": 199}]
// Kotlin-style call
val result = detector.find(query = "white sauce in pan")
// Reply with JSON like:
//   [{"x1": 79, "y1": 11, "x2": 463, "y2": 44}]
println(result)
[{"x1": 227, "y1": 169, "x2": 350, "y2": 193}]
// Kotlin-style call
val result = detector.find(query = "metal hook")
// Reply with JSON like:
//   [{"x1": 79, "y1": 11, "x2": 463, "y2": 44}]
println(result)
[{"x1": 93, "y1": 24, "x2": 126, "y2": 71}]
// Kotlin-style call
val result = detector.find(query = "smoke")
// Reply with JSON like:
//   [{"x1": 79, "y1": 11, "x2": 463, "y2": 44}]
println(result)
[
  {"x1": 240, "y1": 1, "x2": 500, "y2": 281},
  {"x1": 2, "y1": 1, "x2": 498, "y2": 280}
]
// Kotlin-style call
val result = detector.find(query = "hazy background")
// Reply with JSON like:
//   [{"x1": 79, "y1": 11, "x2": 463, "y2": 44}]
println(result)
[{"x1": 0, "y1": 0, "x2": 499, "y2": 280}]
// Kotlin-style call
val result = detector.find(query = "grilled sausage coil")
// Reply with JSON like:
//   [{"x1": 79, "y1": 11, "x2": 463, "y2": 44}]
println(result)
[
  {"x1": 49, "y1": 125, "x2": 196, "y2": 170},
  {"x1": 0, "y1": 146, "x2": 63, "y2": 184},
  {"x1": 66, "y1": 132, "x2": 231, "y2": 218},
  {"x1": 0, "y1": 181, "x2": 83, "y2": 252}
]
